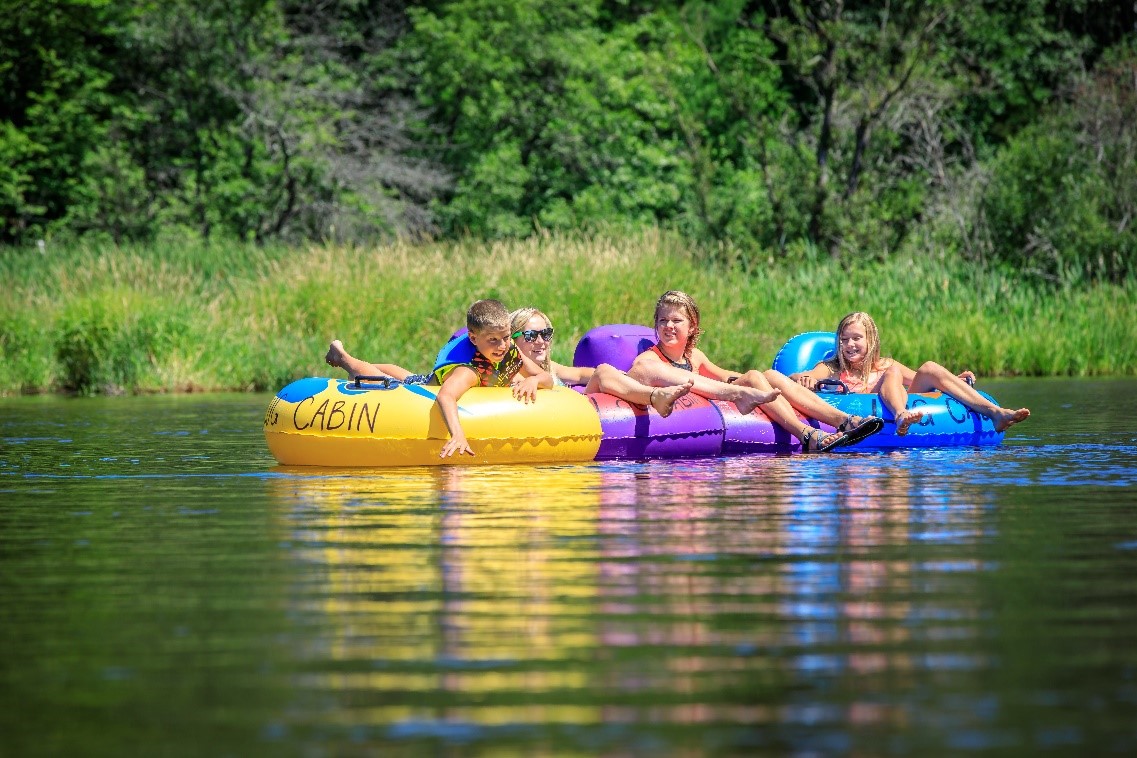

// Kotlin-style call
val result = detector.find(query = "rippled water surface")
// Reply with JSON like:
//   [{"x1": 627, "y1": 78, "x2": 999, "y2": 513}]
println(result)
[{"x1": 2, "y1": 379, "x2": 1136, "y2": 756}]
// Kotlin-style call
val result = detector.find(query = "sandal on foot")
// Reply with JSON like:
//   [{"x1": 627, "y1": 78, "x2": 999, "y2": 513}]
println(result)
[
  {"x1": 801, "y1": 427, "x2": 846, "y2": 453},
  {"x1": 835, "y1": 415, "x2": 884, "y2": 448}
]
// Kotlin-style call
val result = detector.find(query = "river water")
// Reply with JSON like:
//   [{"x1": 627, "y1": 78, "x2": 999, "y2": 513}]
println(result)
[{"x1": 1, "y1": 379, "x2": 1135, "y2": 756}]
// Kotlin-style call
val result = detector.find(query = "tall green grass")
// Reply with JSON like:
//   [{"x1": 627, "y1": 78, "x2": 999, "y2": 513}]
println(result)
[{"x1": 2, "y1": 230, "x2": 1135, "y2": 395}]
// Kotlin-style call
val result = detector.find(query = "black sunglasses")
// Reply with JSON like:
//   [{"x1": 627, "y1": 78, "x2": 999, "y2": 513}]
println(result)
[{"x1": 513, "y1": 327, "x2": 554, "y2": 343}]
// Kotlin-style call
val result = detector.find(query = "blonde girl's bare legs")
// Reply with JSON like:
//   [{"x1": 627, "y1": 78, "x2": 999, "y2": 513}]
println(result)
[
  {"x1": 878, "y1": 364, "x2": 923, "y2": 435},
  {"x1": 585, "y1": 364, "x2": 694, "y2": 418},
  {"x1": 325, "y1": 339, "x2": 414, "y2": 381},
  {"x1": 908, "y1": 361, "x2": 1030, "y2": 432}
]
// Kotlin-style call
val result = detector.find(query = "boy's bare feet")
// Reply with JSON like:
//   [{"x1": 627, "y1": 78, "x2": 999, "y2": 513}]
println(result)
[
  {"x1": 325, "y1": 339, "x2": 347, "y2": 369},
  {"x1": 895, "y1": 408, "x2": 924, "y2": 436},
  {"x1": 649, "y1": 379, "x2": 694, "y2": 418},
  {"x1": 735, "y1": 387, "x2": 781, "y2": 415},
  {"x1": 993, "y1": 407, "x2": 1031, "y2": 433}
]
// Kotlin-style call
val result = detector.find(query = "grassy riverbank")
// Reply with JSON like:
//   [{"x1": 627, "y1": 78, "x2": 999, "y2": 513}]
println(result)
[{"x1": 2, "y1": 230, "x2": 1135, "y2": 395}]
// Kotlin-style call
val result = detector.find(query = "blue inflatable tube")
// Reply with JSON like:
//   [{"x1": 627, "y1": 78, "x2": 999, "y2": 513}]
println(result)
[
  {"x1": 771, "y1": 331, "x2": 837, "y2": 376},
  {"x1": 772, "y1": 332, "x2": 1004, "y2": 448}
]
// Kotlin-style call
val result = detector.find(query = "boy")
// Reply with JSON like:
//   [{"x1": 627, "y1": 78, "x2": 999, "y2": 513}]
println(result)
[{"x1": 434, "y1": 299, "x2": 553, "y2": 458}]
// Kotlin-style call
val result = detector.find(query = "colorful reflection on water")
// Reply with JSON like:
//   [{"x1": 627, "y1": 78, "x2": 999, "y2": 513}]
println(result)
[{"x1": 1, "y1": 380, "x2": 1136, "y2": 754}]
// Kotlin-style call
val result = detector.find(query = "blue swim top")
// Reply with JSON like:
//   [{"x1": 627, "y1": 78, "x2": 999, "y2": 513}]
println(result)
[{"x1": 431, "y1": 333, "x2": 524, "y2": 387}]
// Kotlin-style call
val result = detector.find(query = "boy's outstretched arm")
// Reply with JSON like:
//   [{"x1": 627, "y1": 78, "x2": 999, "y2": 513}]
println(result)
[{"x1": 436, "y1": 367, "x2": 479, "y2": 458}]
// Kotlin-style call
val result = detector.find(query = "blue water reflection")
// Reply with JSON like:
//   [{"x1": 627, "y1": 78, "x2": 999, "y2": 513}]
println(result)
[{"x1": 1, "y1": 381, "x2": 1136, "y2": 754}]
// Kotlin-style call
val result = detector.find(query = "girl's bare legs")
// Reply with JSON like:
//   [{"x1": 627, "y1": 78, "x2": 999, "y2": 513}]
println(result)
[
  {"x1": 761, "y1": 369, "x2": 875, "y2": 431},
  {"x1": 908, "y1": 361, "x2": 1030, "y2": 432},
  {"x1": 629, "y1": 362, "x2": 781, "y2": 417},
  {"x1": 730, "y1": 370, "x2": 844, "y2": 445},
  {"x1": 585, "y1": 364, "x2": 694, "y2": 418},
  {"x1": 878, "y1": 364, "x2": 923, "y2": 435},
  {"x1": 325, "y1": 339, "x2": 413, "y2": 381},
  {"x1": 597, "y1": 364, "x2": 694, "y2": 417}
]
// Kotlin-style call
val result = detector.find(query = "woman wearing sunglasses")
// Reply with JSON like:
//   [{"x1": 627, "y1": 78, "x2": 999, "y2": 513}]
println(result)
[{"x1": 510, "y1": 307, "x2": 694, "y2": 418}]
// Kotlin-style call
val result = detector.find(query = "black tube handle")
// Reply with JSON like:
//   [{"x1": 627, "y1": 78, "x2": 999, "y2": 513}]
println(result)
[
  {"x1": 814, "y1": 378, "x2": 850, "y2": 394},
  {"x1": 353, "y1": 375, "x2": 399, "y2": 390}
]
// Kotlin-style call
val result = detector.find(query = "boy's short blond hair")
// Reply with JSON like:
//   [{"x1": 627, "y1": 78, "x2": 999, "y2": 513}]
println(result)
[{"x1": 467, "y1": 299, "x2": 510, "y2": 333}]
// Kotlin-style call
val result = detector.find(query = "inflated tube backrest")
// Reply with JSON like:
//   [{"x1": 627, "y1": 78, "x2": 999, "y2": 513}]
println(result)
[
  {"x1": 771, "y1": 331, "x2": 837, "y2": 375},
  {"x1": 573, "y1": 324, "x2": 656, "y2": 372}
]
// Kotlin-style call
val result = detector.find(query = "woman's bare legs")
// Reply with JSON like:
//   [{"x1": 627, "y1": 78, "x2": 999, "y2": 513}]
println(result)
[
  {"x1": 325, "y1": 339, "x2": 414, "y2": 381},
  {"x1": 585, "y1": 363, "x2": 694, "y2": 418},
  {"x1": 877, "y1": 364, "x2": 924, "y2": 435},
  {"x1": 908, "y1": 361, "x2": 1030, "y2": 432}
]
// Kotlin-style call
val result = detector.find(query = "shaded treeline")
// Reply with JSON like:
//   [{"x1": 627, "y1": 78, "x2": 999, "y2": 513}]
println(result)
[{"x1": 2, "y1": 0, "x2": 1135, "y2": 282}]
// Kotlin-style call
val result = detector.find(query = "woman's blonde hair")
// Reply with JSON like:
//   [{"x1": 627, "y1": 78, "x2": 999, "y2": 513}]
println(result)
[
  {"x1": 509, "y1": 306, "x2": 553, "y2": 371},
  {"x1": 830, "y1": 311, "x2": 883, "y2": 382},
  {"x1": 653, "y1": 290, "x2": 702, "y2": 359}
]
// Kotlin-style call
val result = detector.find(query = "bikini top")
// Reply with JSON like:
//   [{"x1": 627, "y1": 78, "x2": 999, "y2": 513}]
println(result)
[
  {"x1": 837, "y1": 367, "x2": 886, "y2": 394},
  {"x1": 648, "y1": 343, "x2": 728, "y2": 380},
  {"x1": 649, "y1": 344, "x2": 693, "y2": 372}
]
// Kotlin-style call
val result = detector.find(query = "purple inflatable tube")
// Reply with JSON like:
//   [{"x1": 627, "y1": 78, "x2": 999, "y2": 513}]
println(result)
[{"x1": 574, "y1": 324, "x2": 822, "y2": 458}]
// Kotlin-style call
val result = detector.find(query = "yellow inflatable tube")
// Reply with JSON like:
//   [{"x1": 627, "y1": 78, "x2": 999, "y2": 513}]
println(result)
[{"x1": 264, "y1": 377, "x2": 603, "y2": 466}]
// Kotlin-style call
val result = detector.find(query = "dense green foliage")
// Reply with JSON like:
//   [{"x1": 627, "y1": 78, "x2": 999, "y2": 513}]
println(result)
[
  {"x1": 976, "y1": 43, "x2": 1137, "y2": 283},
  {"x1": 1, "y1": 0, "x2": 443, "y2": 245},
  {"x1": 2, "y1": 1, "x2": 1135, "y2": 281},
  {"x1": 2, "y1": 233, "x2": 1135, "y2": 395}
]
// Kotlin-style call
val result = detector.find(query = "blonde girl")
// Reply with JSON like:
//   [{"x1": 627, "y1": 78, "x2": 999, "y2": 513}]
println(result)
[{"x1": 791, "y1": 312, "x2": 1030, "y2": 435}]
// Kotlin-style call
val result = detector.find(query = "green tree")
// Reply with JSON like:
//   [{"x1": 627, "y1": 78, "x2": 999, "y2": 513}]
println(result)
[
  {"x1": 403, "y1": 0, "x2": 790, "y2": 241},
  {"x1": 77, "y1": 0, "x2": 319, "y2": 242},
  {"x1": 0, "y1": 0, "x2": 125, "y2": 242},
  {"x1": 976, "y1": 45, "x2": 1137, "y2": 283},
  {"x1": 4, "y1": 0, "x2": 1133, "y2": 253},
  {"x1": 2, "y1": 0, "x2": 444, "y2": 245}
]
